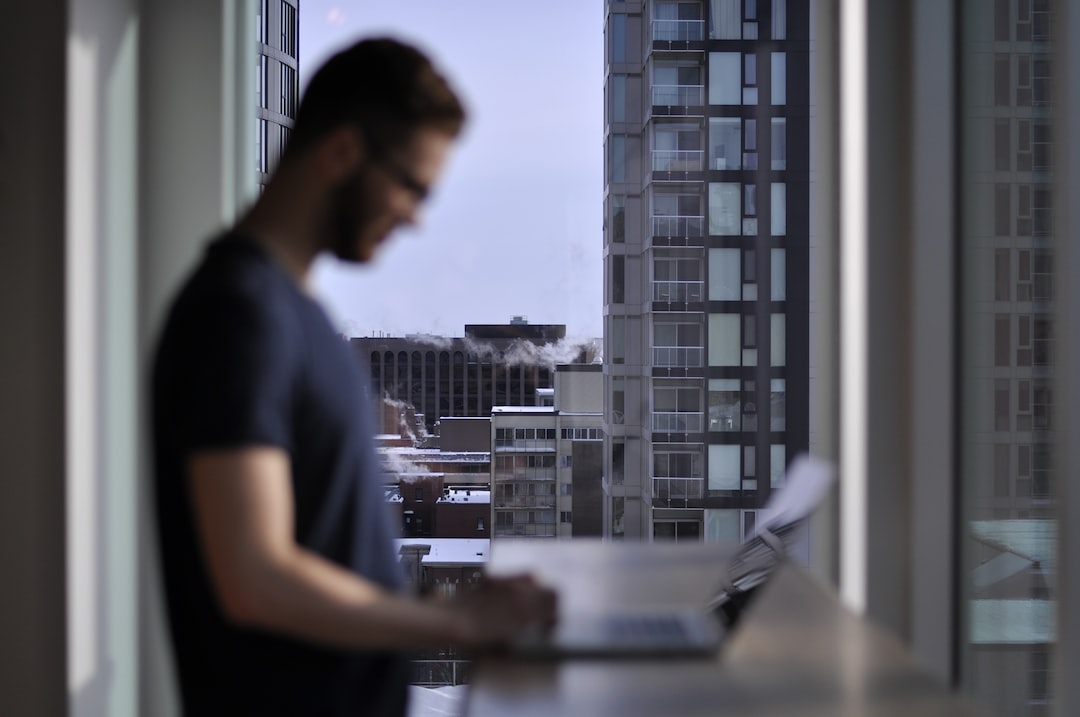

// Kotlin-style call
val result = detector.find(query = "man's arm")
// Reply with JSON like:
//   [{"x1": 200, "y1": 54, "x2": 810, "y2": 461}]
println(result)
[{"x1": 188, "y1": 446, "x2": 553, "y2": 650}]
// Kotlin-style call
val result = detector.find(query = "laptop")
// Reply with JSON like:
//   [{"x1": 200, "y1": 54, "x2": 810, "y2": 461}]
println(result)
[{"x1": 510, "y1": 454, "x2": 835, "y2": 659}]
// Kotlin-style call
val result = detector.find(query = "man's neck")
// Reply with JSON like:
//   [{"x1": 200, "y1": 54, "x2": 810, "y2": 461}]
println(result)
[{"x1": 235, "y1": 167, "x2": 325, "y2": 287}]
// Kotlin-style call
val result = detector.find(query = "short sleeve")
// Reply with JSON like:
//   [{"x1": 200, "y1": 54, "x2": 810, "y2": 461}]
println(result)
[{"x1": 160, "y1": 282, "x2": 299, "y2": 455}]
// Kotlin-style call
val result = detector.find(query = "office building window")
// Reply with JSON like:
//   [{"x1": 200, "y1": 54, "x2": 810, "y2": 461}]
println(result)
[
  {"x1": 708, "y1": 313, "x2": 741, "y2": 366},
  {"x1": 256, "y1": 118, "x2": 267, "y2": 173},
  {"x1": 771, "y1": 248, "x2": 786, "y2": 300},
  {"x1": 610, "y1": 316, "x2": 625, "y2": 364},
  {"x1": 709, "y1": 117, "x2": 742, "y2": 170},
  {"x1": 654, "y1": 321, "x2": 704, "y2": 367},
  {"x1": 709, "y1": 182, "x2": 741, "y2": 235},
  {"x1": 611, "y1": 255, "x2": 625, "y2": 304},
  {"x1": 280, "y1": 64, "x2": 297, "y2": 118},
  {"x1": 653, "y1": 520, "x2": 700, "y2": 542},
  {"x1": 771, "y1": 118, "x2": 787, "y2": 169},
  {"x1": 995, "y1": 249, "x2": 1011, "y2": 301},
  {"x1": 770, "y1": 314, "x2": 785, "y2": 367},
  {"x1": 256, "y1": 55, "x2": 267, "y2": 109},
  {"x1": 771, "y1": 0, "x2": 786, "y2": 39},
  {"x1": 708, "y1": 444, "x2": 740, "y2": 490},
  {"x1": 612, "y1": 74, "x2": 626, "y2": 123},
  {"x1": 709, "y1": 52, "x2": 742, "y2": 104},
  {"x1": 279, "y1": 1, "x2": 297, "y2": 57},
  {"x1": 612, "y1": 13, "x2": 626, "y2": 63},
  {"x1": 612, "y1": 376, "x2": 625, "y2": 425},
  {"x1": 771, "y1": 52, "x2": 786, "y2": 105},
  {"x1": 770, "y1": 445, "x2": 785, "y2": 487},
  {"x1": 771, "y1": 183, "x2": 786, "y2": 235},
  {"x1": 995, "y1": 314, "x2": 1011, "y2": 367},
  {"x1": 610, "y1": 135, "x2": 626, "y2": 182},
  {"x1": 770, "y1": 379, "x2": 786, "y2": 431},
  {"x1": 708, "y1": 379, "x2": 741, "y2": 432},
  {"x1": 612, "y1": 196, "x2": 626, "y2": 243},
  {"x1": 708, "y1": 248, "x2": 740, "y2": 300},
  {"x1": 256, "y1": 0, "x2": 267, "y2": 43}
]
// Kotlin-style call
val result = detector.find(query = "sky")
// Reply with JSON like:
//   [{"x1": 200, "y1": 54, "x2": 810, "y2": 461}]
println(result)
[{"x1": 300, "y1": 0, "x2": 604, "y2": 340}]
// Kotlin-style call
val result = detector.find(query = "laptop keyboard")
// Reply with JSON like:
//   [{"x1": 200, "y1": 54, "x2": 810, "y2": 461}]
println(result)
[{"x1": 606, "y1": 615, "x2": 690, "y2": 644}]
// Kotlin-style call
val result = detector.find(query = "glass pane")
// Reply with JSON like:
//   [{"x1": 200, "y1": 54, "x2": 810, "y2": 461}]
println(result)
[
  {"x1": 709, "y1": 182, "x2": 741, "y2": 235},
  {"x1": 708, "y1": 444, "x2": 740, "y2": 490},
  {"x1": 771, "y1": 52, "x2": 786, "y2": 105},
  {"x1": 771, "y1": 248, "x2": 786, "y2": 300},
  {"x1": 710, "y1": 117, "x2": 742, "y2": 169},
  {"x1": 709, "y1": 52, "x2": 742, "y2": 104},
  {"x1": 709, "y1": 314, "x2": 741, "y2": 365},
  {"x1": 961, "y1": 1, "x2": 1056, "y2": 714},
  {"x1": 709, "y1": 248, "x2": 741, "y2": 300}
]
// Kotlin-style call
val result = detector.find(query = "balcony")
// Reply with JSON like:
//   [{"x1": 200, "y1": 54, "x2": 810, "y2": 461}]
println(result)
[
  {"x1": 652, "y1": 214, "x2": 705, "y2": 237},
  {"x1": 651, "y1": 411, "x2": 704, "y2": 432},
  {"x1": 652, "y1": 346, "x2": 704, "y2": 368},
  {"x1": 652, "y1": 149, "x2": 705, "y2": 172},
  {"x1": 652, "y1": 279, "x2": 704, "y2": 303},
  {"x1": 651, "y1": 19, "x2": 705, "y2": 43},
  {"x1": 652, "y1": 84, "x2": 704, "y2": 107},
  {"x1": 653, "y1": 476, "x2": 704, "y2": 506},
  {"x1": 495, "y1": 495, "x2": 556, "y2": 510}
]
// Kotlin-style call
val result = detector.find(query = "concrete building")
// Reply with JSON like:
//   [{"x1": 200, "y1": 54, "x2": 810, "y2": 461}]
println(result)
[
  {"x1": 491, "y1": 364, "x2": 605, "y2": 539},
  {"x1": 602, "y1": 0, "x2": 811, "y2": 541},
  {"x1": 353, "y1": 322, "x2": 594, "y2": 433}
]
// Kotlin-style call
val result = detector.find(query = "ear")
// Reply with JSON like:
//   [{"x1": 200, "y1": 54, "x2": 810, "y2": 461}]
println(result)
[{"x1": 315, "y1": 125, "x2": 366, "y2": 183}]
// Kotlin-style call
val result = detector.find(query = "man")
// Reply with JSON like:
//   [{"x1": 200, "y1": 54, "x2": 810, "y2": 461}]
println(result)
[{"x1": 152, "y1": 38, "x2": 555, "y2": 716}]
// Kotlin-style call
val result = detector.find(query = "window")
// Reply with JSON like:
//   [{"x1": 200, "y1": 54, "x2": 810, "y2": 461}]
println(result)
[
  {"x1": 771, "y1": 52, "x2": 786, "y2": 105},
  {"x1": 560, "y1": 511, "x2": 573, "y2": 524},
  {"x1": 653, "y1": 1, "x2": 704, "y2": 42},
  {"x1": 560, "y1": 483, "x2": 572, "y2": 496},
  {"x1": 708, "y1": 379, "x2": 740, "y2": 432},
  {"x1": 256, "y1": 55, "x2": 267, "y2": 109},
  {"x1": 612, "y1": 13, "x2": 626, "y2": 63},
  {"x1": 708, "y1": 52, "x2": 742, "y2": 104},
  {"x1": 612, "y1": 74, "x2": 627, "y2": 123},
  {"x1": 256, "y1": 0, "x2": 267, "y2": 43},
  {"x1": 708, "y1": 444, "x2": 740, "y2": 490},
  {"x1": 709, "y1": 182, "x2": 741, "y2": 235},
  {"x1": 279, "y1": 1, "x2": 297, "y2": 57},
  {"x1": 280, "y1": 64, "x2": 297, "y2": 118},
  {"x1": 653, "y1": 520, "x2": 700, "y2": 542},
  {"x1": 256, "y1": 118, "x2": 268, "y2": 173},
  {"x1": 653, "y1": 383, "x2": 703, "y2": 432},
  {"x1": 708, "y1": 248, "x2": 740, "y2": 300},
  {"x1": 771, "y1": 118, "x2": 787, "y2": 170},
  {"x1": 708, "y1": 313, "x2": 741, "y2": 366},
  {"x1": 476, "y1": 518, "x2": 485, "y2": 532},
  {"x1": 771, "y1": 248, "x2": 786, "y2": 300},
  {"x1": 770, "y1": 314, "x2": 786, "y2": 366},
  {"x1": 709, "y1": 117, "x2": 742, "y2": 170},
  {"x1": 653, "y1": 123, "x2": 702, "y2": 171},
  {"x1": 611, "y1": 196, "x2": 626, "y2": 243},
  {"x1": 652, "y1": 62, "x2": 702, "y2": 106},
  {"x1": 771, "y1": 183, "x2": 786, "y2": 235},
  {"x1": 611, "y1": 255, "x2": 625, "y2": 303}
]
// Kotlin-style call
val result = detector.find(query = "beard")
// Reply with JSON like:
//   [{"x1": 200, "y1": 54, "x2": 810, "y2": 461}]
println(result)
[{"x1": 327, "y1": 166, "x2": 377, "y2": 263}]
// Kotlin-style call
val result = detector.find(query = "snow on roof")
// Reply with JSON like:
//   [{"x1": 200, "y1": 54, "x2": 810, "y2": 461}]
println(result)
[
  {"x1": 437, "y1": 489, "x2": 491, "y2": 505},
  {"x1": 396, "y1": 538, "x2": 490, "y2": 566},
  {"x1": 491, "y1": 405, "x2": 556, "y2": 414}
]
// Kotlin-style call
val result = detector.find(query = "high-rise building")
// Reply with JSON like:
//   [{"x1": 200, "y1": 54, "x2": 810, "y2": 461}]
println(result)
[
  {"x1": 256, "y1": 0, "x2": 299, "y2": 188},
  {"x1": 602, "y1": 0, "x2": 810, "y2": 542}
]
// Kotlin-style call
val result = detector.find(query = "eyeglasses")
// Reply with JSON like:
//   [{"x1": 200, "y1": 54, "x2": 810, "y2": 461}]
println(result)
[{"x1": 372, "y1": 152, "x2": 431, "y2": 204}]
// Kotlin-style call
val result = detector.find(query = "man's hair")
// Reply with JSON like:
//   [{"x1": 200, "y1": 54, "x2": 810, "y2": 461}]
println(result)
[{"x1": 286, "y1": 37, "x2": 466, "y2": 156}]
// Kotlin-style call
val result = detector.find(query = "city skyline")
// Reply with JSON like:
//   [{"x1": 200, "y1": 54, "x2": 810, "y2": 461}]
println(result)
[{"x1": 299, "y1": 0, "x2": 605, "y2": 339}]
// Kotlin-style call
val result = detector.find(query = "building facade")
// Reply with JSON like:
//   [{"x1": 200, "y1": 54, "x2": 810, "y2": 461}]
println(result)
[
  {"x1": 603, "y1": 0, "x2": 810, "y2": 541},
  {"x1": 353, "y1": 323, "x2": 585, "y2": 433},
  {"x1": 256, "y1": 0, "x2": 299, "y2": 188},
  {"x1": 491, "y1": 365, "x2": 605, "y2": 539}
]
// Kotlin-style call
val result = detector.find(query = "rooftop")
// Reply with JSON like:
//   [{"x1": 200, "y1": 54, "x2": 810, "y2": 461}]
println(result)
[{"x1": 396, "y1": 538, "x2": 491, "y2": 566}]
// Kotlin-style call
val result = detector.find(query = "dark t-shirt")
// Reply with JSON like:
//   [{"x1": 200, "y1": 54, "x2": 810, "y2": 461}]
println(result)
[{"x1": 152, "y1": 234, "x2": 408, "y2": 716}]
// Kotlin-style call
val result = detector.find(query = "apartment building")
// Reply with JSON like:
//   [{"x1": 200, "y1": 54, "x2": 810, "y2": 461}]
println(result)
[
  {"x1": 603, "y1": 0, "x2": 810, "y2": 541},
  {"x1": 491, "y1": 365, "x2": 605, "y2": 539}
]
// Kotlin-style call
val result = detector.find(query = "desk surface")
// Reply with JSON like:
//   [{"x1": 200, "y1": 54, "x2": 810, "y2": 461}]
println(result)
[{"x1": 467, "y1": 540, "x2": 981, "y2": 717}]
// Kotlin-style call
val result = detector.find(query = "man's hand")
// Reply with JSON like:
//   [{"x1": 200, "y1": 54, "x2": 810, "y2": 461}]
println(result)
[{"x1": 446, "y1": 574, "x2": 557, "y2": 649}]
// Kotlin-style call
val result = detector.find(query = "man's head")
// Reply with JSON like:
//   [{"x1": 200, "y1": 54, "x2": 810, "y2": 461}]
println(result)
[{"x1": 284, "y1": 38, "x2": 466, "y2": 263}]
